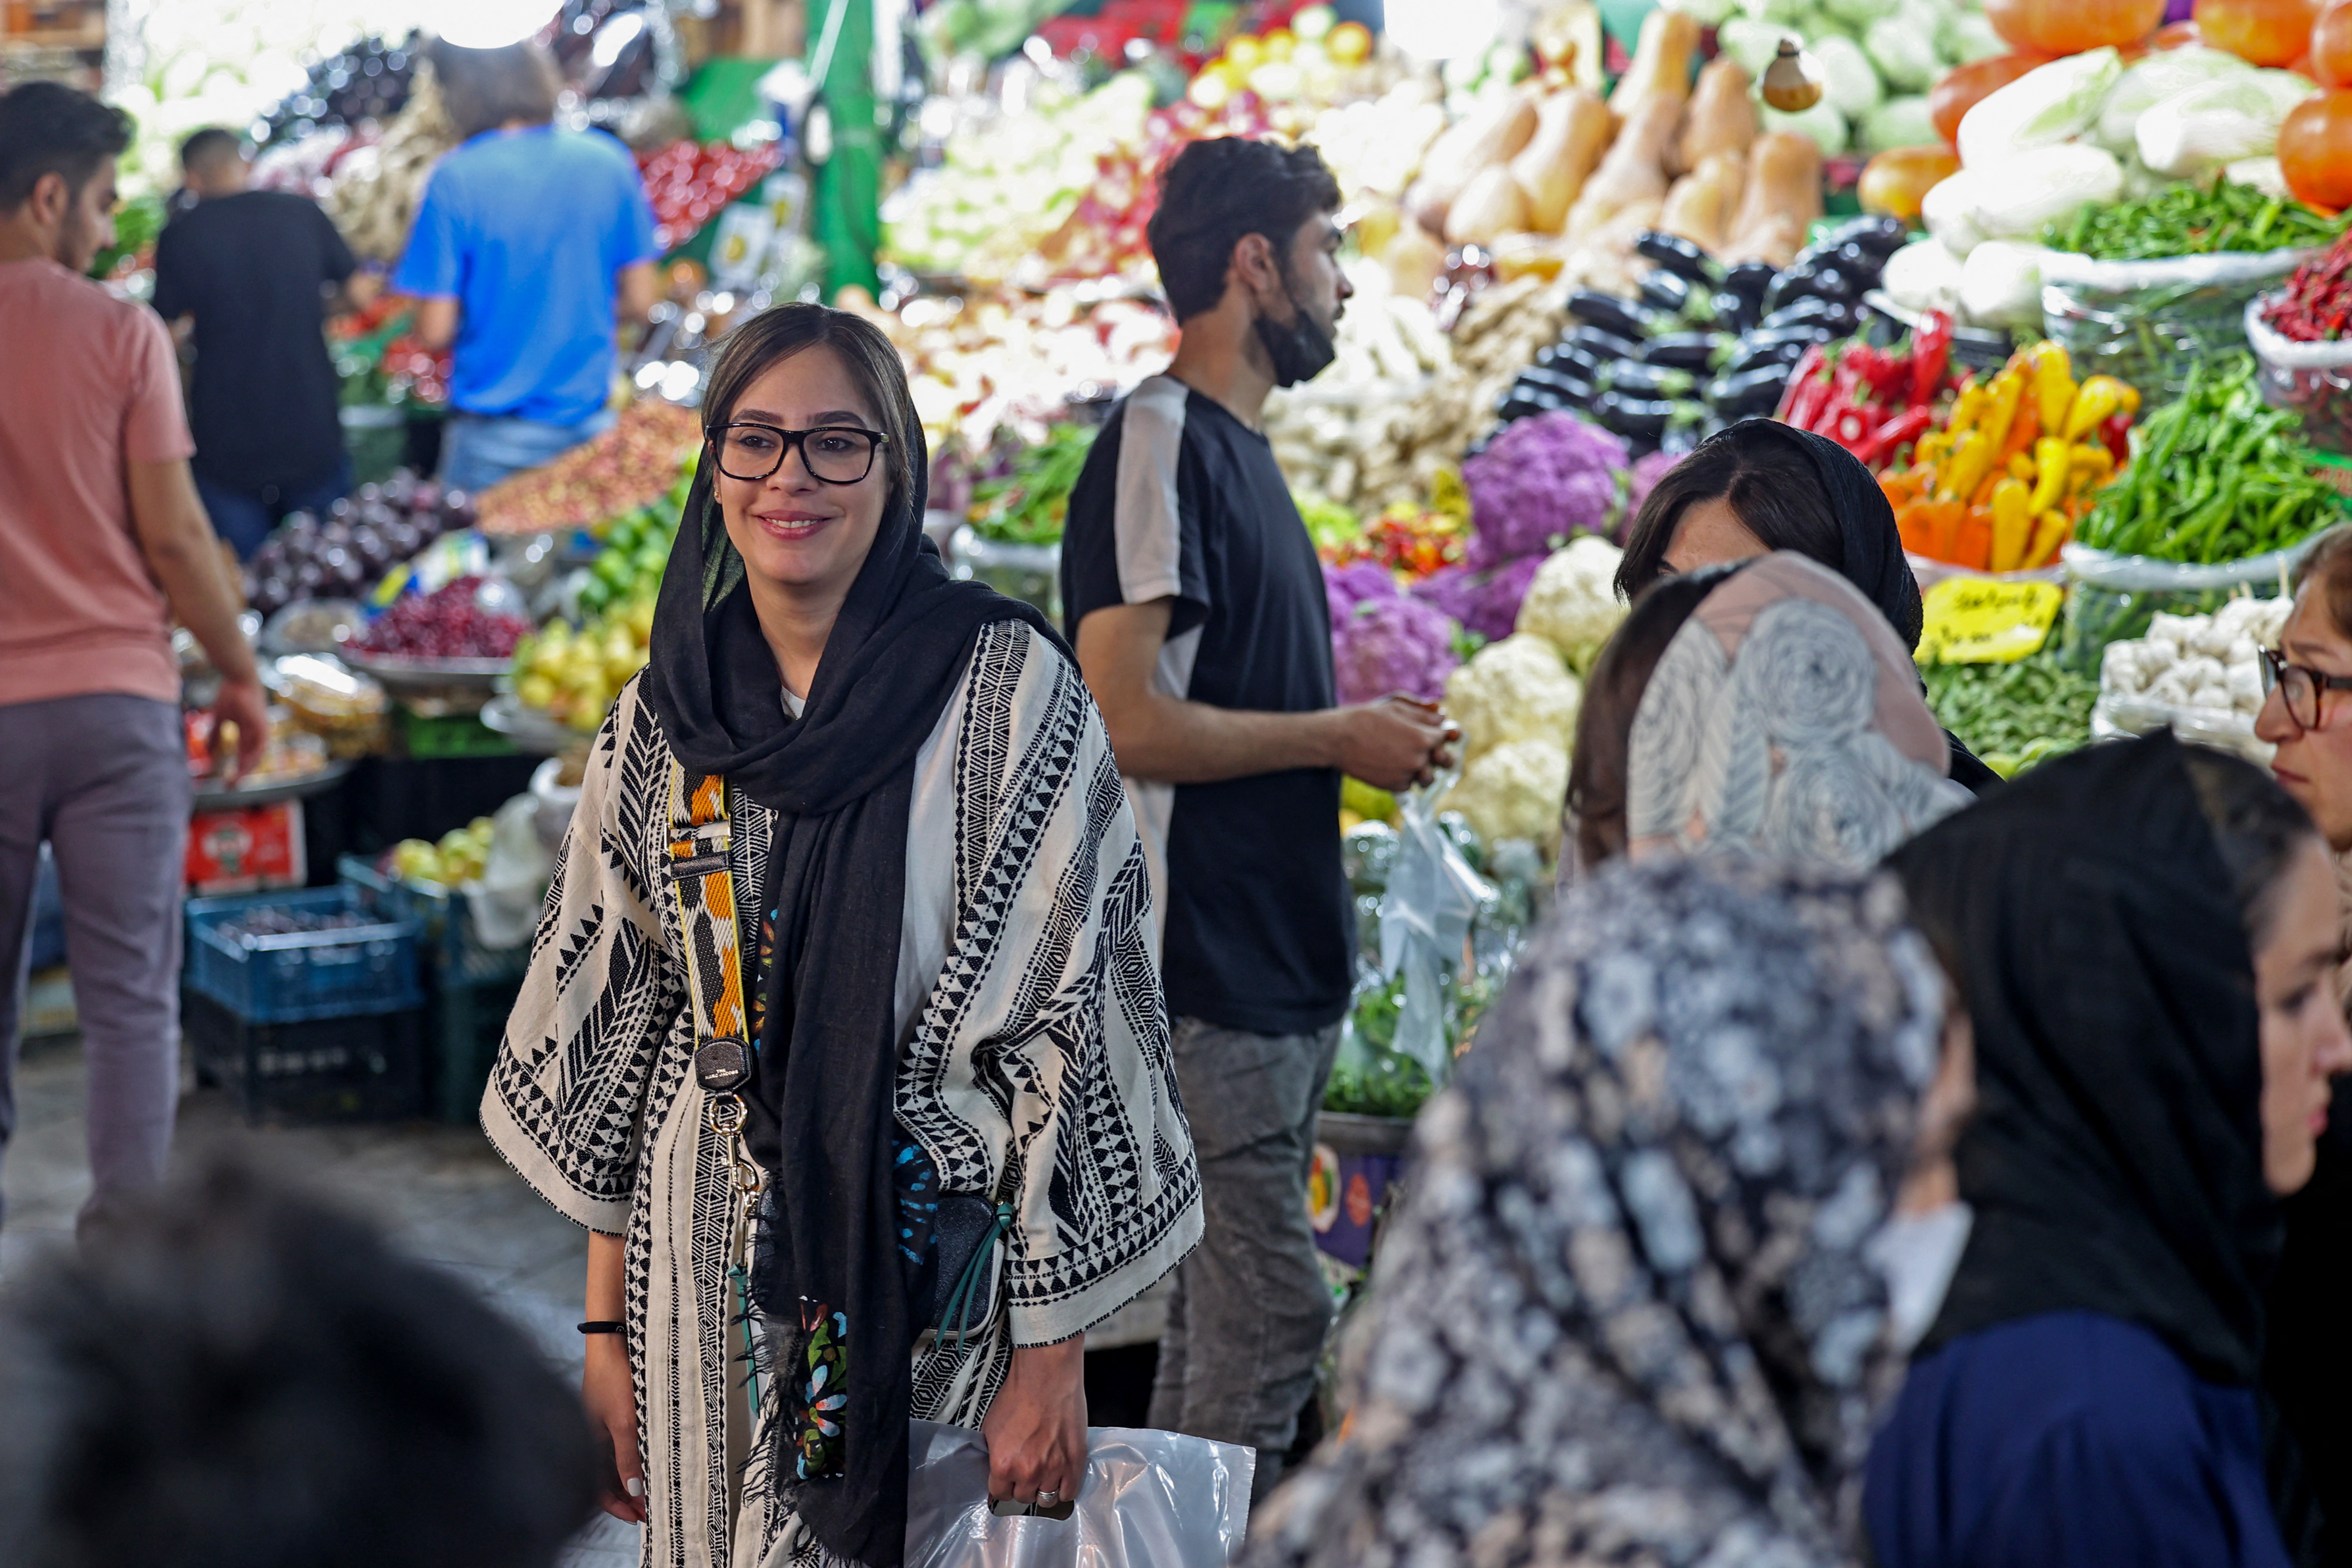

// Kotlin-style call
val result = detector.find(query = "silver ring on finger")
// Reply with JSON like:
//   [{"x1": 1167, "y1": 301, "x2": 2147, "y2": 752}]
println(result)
[{"x1": 1036, "y1": 1491, "x2": 1060, "y2": 1507}]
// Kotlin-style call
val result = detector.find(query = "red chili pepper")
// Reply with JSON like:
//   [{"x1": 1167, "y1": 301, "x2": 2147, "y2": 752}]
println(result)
[
  {"x1": 1815, "y1": 361, "x2": 1871, "y2": 438},
  {"x1": 1910, "y1": 310, "x2": 1953, "y2": 407},
  {"x1": 2100, "y1": 410, "x2": 2133, "y2": 468},
  {"x1": 1777, "y1": 344, "x2": 1833, "y2": 427},
  {"x1": 1856, "y1": 405, "x2": 1935, "y2": 469}
]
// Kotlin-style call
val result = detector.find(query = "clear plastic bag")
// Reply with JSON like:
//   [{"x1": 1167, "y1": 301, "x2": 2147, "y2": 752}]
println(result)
[
  {"x1": 2247, "y1": 293, "x2": 2352, "y2": 455},
  {"x1": 903, "y1": 1421, "x2": 1253, "y2": 1568},
  {"x1": 2054, "y1": 541, "x2": 2304, "y2": 676},
  {"x1": 1379, "y1": 783, "x2": 1496, "y2": 1086},
  {"x1": 2040, "y1": 246, "x2": 2314, "y2": 399},
  {"x1": 462, "y1": 794, "x2": 554, "y2": 950}
]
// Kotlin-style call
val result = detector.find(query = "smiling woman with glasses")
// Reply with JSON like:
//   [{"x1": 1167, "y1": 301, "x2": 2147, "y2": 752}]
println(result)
[{"x1": 478, "y1": 303, "x2": 1201, "y2": 1568}]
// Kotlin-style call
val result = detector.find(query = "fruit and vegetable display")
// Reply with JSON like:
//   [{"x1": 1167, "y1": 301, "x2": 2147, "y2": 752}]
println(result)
[
  {"x1": 575, "y1": 505, "x2": 681, "y2": 619},
  {"x1": 2043, "y1": 171, "x2": 2343, "y2": 259},
  {"x1": 257, "y1": 32, "x2": 420, "y2": 146},
  {"x1": 242, "y1": 475, "x2": 473, "y2": 616},
  {"x1": 1921, "y1": 652, "x2": 2098, "y2": 774},
  {"x1": 2076, "y1": 353, "x2": 2337, "y2": 562},
  {"x1": 510, "y1": 599, "x2": 658, "y2": 732},
  {"x1": 2097, "y1": 596, "x2": 2290, "y2": 725},
  {"x1": 1326, "y1": 560, "x2": 1461, "y2": 707},
  {"x1": 350, "y1": 577, "x2": 535, "y2": 662},
  {"x1": 967, "y1": 420, "x2": 1098, "y2": 545},
  {"x1": 474, "y1": 400, "x2": 702, "y2": 536},
  {"x1": 387, "y1": 818, "x2": 497, "y2": 889},
  {"x1": 1488, "y1": 217, "x2": 1913, "y2": 456},
  {"x1": 1314, "y1": 500, "x2": 1471, "y2": 578},
  {"x1": 638, "y1": 141, "x2": 782, "y2": 253},
  {"x1": 1774, "y1": 311, "x2": 1957, "y2": 469},
  {"x1": 1878, "y1": 340, "x2": 2141, "y2": 570},
  {"x1": 324, "y1": 58, "x2": 462, "y2": 263},
  {"x1": 212, "y1": 902, "x2": 378, "y2": 941},
  {"x1": 2251, "y1": 226, "x2": 2352, "y2": 451},
  {"x1": 1421, "y1": 413, "x2": 1632, "y2": 641}
]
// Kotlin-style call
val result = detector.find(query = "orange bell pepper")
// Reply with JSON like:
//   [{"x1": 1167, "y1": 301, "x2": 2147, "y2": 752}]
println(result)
[
  {"x1": 1954, "y1": 505, "x2": 1994, "y2": 571},
  {"x1": 1999, "y1": 398, "x2": 2040, "y2": 465},
  {"x1": 1897, "y1": 498, "x2": 1938, "y2": 555},
  {"x1": 2023, "y1": 508, "x2": 2072, "y2": 570}
]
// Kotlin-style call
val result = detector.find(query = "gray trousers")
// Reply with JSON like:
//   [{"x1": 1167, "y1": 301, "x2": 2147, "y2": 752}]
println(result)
[
  {"x1": 0, "y1": 694, "x2": 190, "y2": 1234},
  {"x1": 1148, "y1": 1015, "x2": 1343, "y2": 1504}
]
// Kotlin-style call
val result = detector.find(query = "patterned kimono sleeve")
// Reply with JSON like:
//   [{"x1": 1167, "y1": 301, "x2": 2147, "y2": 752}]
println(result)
[
  {"x1": 481, "y1": 680, "x2": 682, "y2": 1234},
  {"x1": 911, "y1": 623, "x2": 1203, "y2": 1351}
]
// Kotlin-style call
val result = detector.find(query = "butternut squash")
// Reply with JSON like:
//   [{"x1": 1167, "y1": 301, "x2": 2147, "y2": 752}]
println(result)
[
  {"x1": 1509, "y1": 87, "x2": 1613, "y2": 234},
  {"x1": 1446, "y1": 164, "x2": 1532, "y2": 247},
  {"x1": 1658, "y1": 150, "x2": 1746, "y2": 254},
  {"x1": 1607, "y1": 7, "x2": 1700, "y2": 122},
  {"x1": 1675, "y1": 59, "x2": 1757, "y2": 176},
  {"x1": 1401, "y1": 88, "x2": 1541, "y2": 236},
  {"x1": 1384, "y1": 225, "x2": 1449, "y2": 298},
  {"x1": 1563, "y1": 94, "x2": 1679, "y2": 238},
  {"x1": 1720, "y1": 130, "x2": 1823, "y2": 267}
]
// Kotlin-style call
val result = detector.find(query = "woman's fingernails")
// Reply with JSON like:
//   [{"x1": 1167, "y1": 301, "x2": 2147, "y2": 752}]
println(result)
[{"x1": 625, "y1": 1477, "x2": 647, "y2": 1498}]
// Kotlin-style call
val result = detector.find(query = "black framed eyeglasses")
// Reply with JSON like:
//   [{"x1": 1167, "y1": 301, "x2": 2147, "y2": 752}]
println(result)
[
  {"x1": 2259, "y1": 647, "x2": 2352, "y2": 732},
  {"x1": 710, "y1": 422, "x2": 887, "y2": 484}
]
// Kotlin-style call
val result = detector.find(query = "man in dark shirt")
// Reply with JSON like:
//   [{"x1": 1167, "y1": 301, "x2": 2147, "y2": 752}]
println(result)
[
  {"x1": 152, "y1": 128, "x2": 375, "y2": 559},
  {"x1": 1060, "y1": 138, "x2": 1451, "y2": 1500}
]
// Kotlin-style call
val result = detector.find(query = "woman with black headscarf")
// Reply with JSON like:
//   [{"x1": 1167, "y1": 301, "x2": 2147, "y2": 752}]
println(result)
[
  {"x1": 1614, "y1": 419, "x2": 2001, "y2": 794},
  {"x1": 1865, "y1": 733, "x2": 2352, "y2": 1568},
  {"x1": 481, "y1": 304, "x2": 1202, "y2": 1568}
]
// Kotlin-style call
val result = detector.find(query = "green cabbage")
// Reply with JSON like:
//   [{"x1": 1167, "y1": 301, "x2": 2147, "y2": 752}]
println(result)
[
  {"x1": 1865, "y1": 11, "x2": 1942, "y2": 93},
  {"x1": 1861, "y1": 94, "x2": 1939, "y2": 155},
  {"x1": 1955, "y1": 46, "x2": 2124, "y2": 166},
  {"x1": 1814, "y1": 34, "x2": 1885, "y2": 119},
  {"x1": 1763, "y1": 97, "x2": 1853, "y2": 156}
]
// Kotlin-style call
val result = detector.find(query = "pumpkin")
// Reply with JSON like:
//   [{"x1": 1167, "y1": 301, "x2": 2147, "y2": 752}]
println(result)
[
  {"x1": 2314, "y1": 0, "x2": 2352, "y2": 85},
  {"x1": 1859, "y1": 146, "x2": 1964, "y2": 220},
  {"x1": 1983, "y1": 0, "x2": 2165, "y2": 55},
  {"x1": 1928, "y1": 53, "x2": 2051, "y2": 147},
  {"x1": 2280, "y1": 87, "x2": 2352, "y2": 207},
  {"x1": 2194, "y1": 0, "x2": 2322, "y2": 65}
]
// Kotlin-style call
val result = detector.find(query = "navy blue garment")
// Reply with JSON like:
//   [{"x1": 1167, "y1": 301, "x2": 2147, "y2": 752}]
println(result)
[{"x1": 1867, "y1": 1310, "x2": 2294, "y2": 1568}]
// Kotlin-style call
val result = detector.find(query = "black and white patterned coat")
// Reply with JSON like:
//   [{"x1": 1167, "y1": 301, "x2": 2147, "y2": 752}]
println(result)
[{"x1": 483, "y1": 621, "x2": 1203, "y2": 1568}]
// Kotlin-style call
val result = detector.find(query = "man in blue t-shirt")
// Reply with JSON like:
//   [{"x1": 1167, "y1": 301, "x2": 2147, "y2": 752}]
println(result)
[
  {"x1": 393, "y1": 40, "x2": 660, "y2": 493},
  {"x1": 1059, "y1": 138, "x2": 1452, "y2": 1501}
]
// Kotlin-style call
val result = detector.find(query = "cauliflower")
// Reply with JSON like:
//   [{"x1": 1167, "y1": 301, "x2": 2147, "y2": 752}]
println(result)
[
  {"x1": 1413, "y1": 554, "x2": 1547, "y2": 643},
  {"x1": 1333, "y1": 592, "x2": 1459, "y2": 707},
  {"x1": 1461, "y1": 411, "x2": 1630, "y2": 567},
  {"x1": 1445, "y1": 633, "x2": 1582, "y2": 761},
  {"x1": 1324, "y1": 559, "x2": 1400, "y2": 625},
  {"x1": 1516, "y1": 534, "x2": 1630, "y2": 674},
  {"x1": 1625, "y1": 447, "x2": 1685, "y2": 524},
  {"x1": 1442, "y1": 737, "x2": 1570, "y2": 849}
]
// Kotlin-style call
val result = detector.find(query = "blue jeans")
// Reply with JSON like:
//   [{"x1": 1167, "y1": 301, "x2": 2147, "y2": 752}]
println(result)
[
  {"x1": 194, "y1": 455, "x2": 353, "y2": 560},
  {"x1": 437, "y1": 409, "x2": 612, "y2": 495}
]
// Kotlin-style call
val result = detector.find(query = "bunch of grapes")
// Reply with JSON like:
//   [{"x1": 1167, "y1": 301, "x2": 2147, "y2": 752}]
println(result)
[
  {"x1": 352, "y1": 577, "x2": 535, "y2": 659},
  {"x1": 217, "y1": 907, "x2": 372, "y2": 941}
]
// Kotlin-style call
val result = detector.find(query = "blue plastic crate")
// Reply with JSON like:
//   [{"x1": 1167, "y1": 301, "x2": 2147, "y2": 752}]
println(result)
[
  {"x1": 185, "y1": 886, "x2": 423, "y2": 1024},
  {"x1": 338, "y1": 854, "x2": 532, "y2": 987}
]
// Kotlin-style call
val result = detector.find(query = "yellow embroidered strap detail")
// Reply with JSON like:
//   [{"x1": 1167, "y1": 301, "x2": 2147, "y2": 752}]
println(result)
[{"x1": 665, "y1": 762, "x2": 747, "y2": 1050}]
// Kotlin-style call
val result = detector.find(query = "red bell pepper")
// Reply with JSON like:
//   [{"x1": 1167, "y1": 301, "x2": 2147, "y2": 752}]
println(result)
[
  {"x1": 1910, "y1": 310, "x2": 1953, "y2": 407},
  {"x1": 1856, "y1": 405, "x2": 1935, "y2": 469},
  {"x1": 2099, "y1": 410, "x2": 2133, "y2": 468},
  {"x1": 1777, "y1": 344, "x2": 1833, "y2": 428}
]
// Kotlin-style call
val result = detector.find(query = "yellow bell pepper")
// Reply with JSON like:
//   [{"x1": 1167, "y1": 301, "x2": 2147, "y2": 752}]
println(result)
[
  {"x1": 2028, "y1": 437, "x2": 2071, "y2": 512},
  {"x1": 1940, "y1": 429, "x2": 1994, "y2": 505},
  {"x1": 1980, "y1": 369, "x2": 2027, "y2": 457},
  {"x1": 1914, "y1": 430, "x2": 1953, "y2": 471},
  {"x1": 1989, "y1": 475, "x2": 2034, "y2": 573},
  {"x1": 2030, "y1": 341, "x2": 2076, "y2": 439},
  {"x1": 1946, "y1": 380, "x2": 1988, "y2": 439},
  {"x1": 2007, "y1": 451, "x2": 2038, "y2": 483},
  {"x1": 2063, "y1": 377, "x2": 2130, "y2": 441},
  {"x1": 2067, "y1": 442, "x2": 2116, "y2": 493},
  {"x1": 2023, "y1": 508, "x2": 2072, "y2": 570}
]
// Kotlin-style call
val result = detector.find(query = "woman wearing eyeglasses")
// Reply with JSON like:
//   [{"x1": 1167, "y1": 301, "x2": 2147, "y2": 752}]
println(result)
[
  {"x1": 481, "y1": 303, "x2": 1203, "y2": 1568},
  {"x1": 2253, "y1": 527, "x2": 2352, "y2": 1567}
]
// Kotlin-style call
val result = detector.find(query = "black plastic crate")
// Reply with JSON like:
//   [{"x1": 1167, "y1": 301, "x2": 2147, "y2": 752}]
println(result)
[{"x1": 184, "y1": 989, "x2": 426, "y2": 1124}]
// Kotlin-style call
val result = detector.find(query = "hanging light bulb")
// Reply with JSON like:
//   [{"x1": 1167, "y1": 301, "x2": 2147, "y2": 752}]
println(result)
[
  {"x1": 1384, "y1": 0, "x2": 1502, "y2": 62},
  {"x1": 1761, "y1": 36, "x2": 1826, "y2": 112},
  {"x1": 432, "y1": 0, "x2": 560, "y2": 51}
]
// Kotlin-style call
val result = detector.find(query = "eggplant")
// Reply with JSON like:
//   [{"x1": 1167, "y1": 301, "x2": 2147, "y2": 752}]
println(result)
[
  {"x1": 1724, "y1": 328, "x2": 1830, "y2": 378},
  {"x1": 1707, "y1": 364, "x2": 1795, "y2": 419},
  {"x1": 1547, "y1": 344, "x2": 1610, "y2": 386},
  {"x1": 1638, "y1": 268, "x2": 1695, "y2": 316},
  {"x1": 1816, "y1": 214, "x2": 1912, "y2": 258},
  {"x1": 1640, "y1": 331, "x2": 1724, "y2": 372},
  {"x1": 1633, "y1": 230, "x2": 1719, "y2": 285},
  {"x1": 1517, "y1": 365, "x2": 1595, "y2": 405},
  {"x1": 1602, "y1": 361, "x2": 1696, "y2": 399},
  {"x1": 1760, "y1": 294, "x2": 1861, "y2": 335},
  {"x1": 1560, "y1": 323, "x2": 1642, "y2": 365},
  {"x1": 1722, "y1": 259, "x2": 1779, "y2": 308},
  {"x1": 1565, "y1": 289, "x2": 1663, "y2": 342},
  {"x1": 1493, "y1": 389, "x2": 1562, "y2": 425},
  {"x1": 1590, "y1": 389, "x2": 1673, "y2": 441},
  {"x1": 1708, "y1": 288, "x2": 1758, "y2": 335}
]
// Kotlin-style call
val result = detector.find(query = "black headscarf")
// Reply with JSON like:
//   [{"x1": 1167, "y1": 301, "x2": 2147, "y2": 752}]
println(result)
[
  {"x1": 641, "y1": 427, "x2": 1060, "y2": 1568},
  {"x1": 1888, "y1": 731, "x2": 2282, "y2": 1385}
]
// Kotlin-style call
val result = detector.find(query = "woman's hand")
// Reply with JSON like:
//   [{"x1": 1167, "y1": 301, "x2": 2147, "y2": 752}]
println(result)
[
  {"x1": 584, "y1": 1336, "x2": 648, "y2": 1522},
  {"x1": 582, "y1": 1232, "x2": 646, "y2": 1523},
  {"x1": 980, "y1": 1336, "x2": 1088, "y2": 1511}
]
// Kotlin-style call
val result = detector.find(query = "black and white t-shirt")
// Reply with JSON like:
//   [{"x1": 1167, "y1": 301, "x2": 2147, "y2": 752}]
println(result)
[{"x1": 1061, "y1": 373, "x2": 1352, "y2": 1038}]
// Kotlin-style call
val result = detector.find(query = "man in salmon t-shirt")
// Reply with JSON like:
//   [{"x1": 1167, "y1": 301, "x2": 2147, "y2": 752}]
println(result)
[{"x1": 0, "y1": 82, "x2": 266, "y2": 1237}]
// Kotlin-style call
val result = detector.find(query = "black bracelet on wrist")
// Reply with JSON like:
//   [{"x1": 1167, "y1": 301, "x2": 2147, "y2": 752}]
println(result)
[{"x1": 578, "y1": 1320, "x2": 625, "y2": 1335}]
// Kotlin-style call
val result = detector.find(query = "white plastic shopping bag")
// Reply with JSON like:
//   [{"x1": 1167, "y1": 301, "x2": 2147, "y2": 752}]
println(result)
[{"x1": 903, "y1": 1421, "x2": 1254, "y2": 1568}]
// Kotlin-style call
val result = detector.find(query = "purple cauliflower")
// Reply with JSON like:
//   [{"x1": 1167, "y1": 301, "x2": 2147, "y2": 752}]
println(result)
[
  {"x1": 1462, "y1": 412, "x2": 1630, "y2": 564},
  {"x1": 1332, "y1": 592, "x2": 1458, "y2": 707},
  {"x1": 1323, "y1": 559, "x2": 1400, "y2": 625},
  {"x1": 1410, "y1": 554, "x2": 1546, "y2": 644}
]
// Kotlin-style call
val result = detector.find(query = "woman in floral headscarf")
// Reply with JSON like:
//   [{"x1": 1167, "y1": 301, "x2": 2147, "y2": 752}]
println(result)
[{"x1": 1243, "y1": 853, "x2": 1953, "y2": 1568}]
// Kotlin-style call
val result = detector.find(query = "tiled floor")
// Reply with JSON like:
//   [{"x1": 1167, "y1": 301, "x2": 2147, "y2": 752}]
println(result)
[{"x1": 0, "y1": 1031, "x2": 640, "y2": 1568}]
